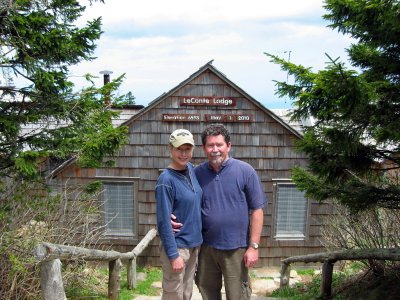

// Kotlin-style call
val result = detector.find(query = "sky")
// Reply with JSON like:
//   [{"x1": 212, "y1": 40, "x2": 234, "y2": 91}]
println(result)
[{"x1": 70, "y1": 0, "x2": 354, "y2": 109}]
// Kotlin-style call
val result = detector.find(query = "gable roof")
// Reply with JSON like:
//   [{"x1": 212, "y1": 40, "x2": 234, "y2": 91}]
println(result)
[
  {"x1": 121, "y1": 60, "x2": 304, "y2": 138},
  {"x1": 47, "y1": 61, "x2": 309, "y2": 179},
  {"x1": 271, "y1": 109, "x2": 315, "y2": 134}
]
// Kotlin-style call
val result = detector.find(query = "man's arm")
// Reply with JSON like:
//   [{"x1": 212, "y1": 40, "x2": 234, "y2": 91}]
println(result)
[
  {"x1": 171, "y1": 213, "x2": 183, "y2": 232},
  {"x1": 244, "y1": 208, "x2": 264, "y2": 267}
]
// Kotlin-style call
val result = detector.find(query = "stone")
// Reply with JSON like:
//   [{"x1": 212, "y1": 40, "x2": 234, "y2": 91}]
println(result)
[
  {"x1": 151, "y1": 281, "x2": 162, "y2": 289},
  {"x1": 252, "y1": 267, "x2": 281, "y2": 279},
  {"x1": 289, "y1": 269, "x2": 298, "y2": 278},
  {"x1": 252, "y1": 278, "x2": 278, "y2": 294},
  {"x1": 137, "y1": 272, "x2": 147, "y2": 282}
]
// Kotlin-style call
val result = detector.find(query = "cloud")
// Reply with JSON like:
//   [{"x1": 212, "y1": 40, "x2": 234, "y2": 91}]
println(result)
[
  {"x1": 83, "y1": 0, "x2": 325, "y2": 27},
  {"x1": 71, "y1": 0, "x2": 353, "y2": 109}
]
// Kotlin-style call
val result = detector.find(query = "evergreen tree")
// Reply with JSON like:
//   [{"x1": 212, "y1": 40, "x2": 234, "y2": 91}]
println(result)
[
  {"x1": 266, "y1": 0, "x2": 400, "y2": 211},
  {"x1": 0, "y1": 0, "x2": 128, "y2": 178},
  {"x1": 123, "y1": 91, "x2": 136, "y2": 104}
]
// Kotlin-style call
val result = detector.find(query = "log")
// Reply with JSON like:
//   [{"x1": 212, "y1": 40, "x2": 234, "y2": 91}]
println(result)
[
  {"x1": 34, "y1": 228, "x2": 158, "y2": 262},
  {"x1": 281, "y1": 248, "x2": 400, "y2": 265},
  {"x1": 132, "y1": 228, "x2": 157, "y2": 256},
  {"x1": 108, "y1": 259, "x2": 122, "y2": 300},
  {"x1": 34, "y1": 242, "x2": 133, "y2": 262},
  {"x1": 39, "y1": 259, "x2": 66, "y2": 300}
]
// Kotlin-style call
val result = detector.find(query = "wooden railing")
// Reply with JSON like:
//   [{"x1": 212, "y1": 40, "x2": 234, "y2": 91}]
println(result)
[
  {"x1": 279, "y1": 248, "x2": 400, "y2": 299},
  {"x1": 34, "y1": 228, "x2": 157, "y2": 300}
]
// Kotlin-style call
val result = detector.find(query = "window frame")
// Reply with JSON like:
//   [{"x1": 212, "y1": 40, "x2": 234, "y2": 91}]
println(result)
[
  {"x1": 98, "y1": 177, "x2": 139, "y2": 239},
  {"x1": 272, "y1": 179, "x2": 310, "y2": 241}
]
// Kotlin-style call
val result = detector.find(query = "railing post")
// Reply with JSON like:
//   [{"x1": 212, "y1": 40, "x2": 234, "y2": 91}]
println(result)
[
  {"x1": 39, "y1": 259, "x2": 66, "y2": 300},
  {"x1": 108, "y1": 258, "x2": 122, "y2": 300},
  {"x1": 321, "y1": 261, "x2": 334, "y2": 299},
  {"x1": 127, "y1": 258, "x2": 137, "y2": 289},
  {"x1": 280, "y1": 262, "x2": 291, "y2": 288},
  {"x1": 128, "y1": 228, "x2": 157, "y2": 289}
]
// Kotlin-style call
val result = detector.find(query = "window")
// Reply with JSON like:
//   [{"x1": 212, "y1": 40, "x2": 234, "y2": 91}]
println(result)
[
  {"x1": 274, "y1": 183, "x2": 308, "y2": 240},
  {"x1": 102, "y1": 181, "x2": 137, "y2": 237}
]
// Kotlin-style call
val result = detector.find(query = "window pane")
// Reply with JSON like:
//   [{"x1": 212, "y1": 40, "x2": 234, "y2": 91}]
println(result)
[
  {"x1": 276, "y1": 184, "x2": 307, "y2": 239},
  {"x1": 103, "y1": 182, "x2": 135, "y2": 236}
]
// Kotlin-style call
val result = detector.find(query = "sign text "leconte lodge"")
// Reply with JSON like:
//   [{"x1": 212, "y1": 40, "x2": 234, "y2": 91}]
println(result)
[{"x1": 180, "y1": 97, "x2": 236, "y2": 106}]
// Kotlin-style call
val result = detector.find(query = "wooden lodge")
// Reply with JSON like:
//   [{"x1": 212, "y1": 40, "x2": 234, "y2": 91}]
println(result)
[{"x1": 49, "y1": 61, "x2": 333, "y2": 267}]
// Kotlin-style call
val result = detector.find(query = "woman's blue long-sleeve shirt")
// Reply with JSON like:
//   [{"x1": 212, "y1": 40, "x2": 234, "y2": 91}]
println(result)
[{"x1": 155, "y1": 163, "x2": 203, "y2": 260}]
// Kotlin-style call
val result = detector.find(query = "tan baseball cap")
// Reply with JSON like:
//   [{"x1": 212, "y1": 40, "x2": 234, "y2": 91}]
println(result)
[{"x1": 169, "y1": 129, "x2": 195, "y2": 147}]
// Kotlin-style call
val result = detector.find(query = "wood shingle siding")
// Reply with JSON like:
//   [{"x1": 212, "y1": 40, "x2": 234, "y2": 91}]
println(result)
[{"x1": 52, "y1": 61, "x2": 332, "y2": 267}]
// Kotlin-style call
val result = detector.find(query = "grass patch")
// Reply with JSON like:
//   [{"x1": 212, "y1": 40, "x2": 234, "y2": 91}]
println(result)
[
  {"x1": 64, "y1": 264, "x2": 162, "y2": 299},
  {"x1": 129, "y1": 266, "x2": 163, "y2": 297},
  {"x1": 296, "y1": 268, "x2": 317, "y2": 276},
  {"x1": 271, "y1": 271, "x2": 347, "y2": 300},
  {"x1": 64, "y1": 264, "x2": 108, "y2": 299}
]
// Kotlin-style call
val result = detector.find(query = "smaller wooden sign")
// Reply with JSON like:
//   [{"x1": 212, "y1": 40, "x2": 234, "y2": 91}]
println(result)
[
  {"x1": 162, "y1": 114, "x2": 201, "y2": 122},
  {"x1": 205, "y1": 114, "x2": 253, "y2": 123}
]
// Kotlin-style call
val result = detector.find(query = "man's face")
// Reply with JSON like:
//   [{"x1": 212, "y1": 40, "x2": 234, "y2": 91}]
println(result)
[{"x1": 202, "y1": 134, "x2": 231, "y2": 169}]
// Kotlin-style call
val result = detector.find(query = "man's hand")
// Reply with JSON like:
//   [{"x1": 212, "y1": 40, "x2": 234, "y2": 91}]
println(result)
[
  {"x1": 244, "y1": 248, "x2": 259, "y2": 268},
  {"x1": 171, "y1": 213, "x2": 183, "y2": 232}
]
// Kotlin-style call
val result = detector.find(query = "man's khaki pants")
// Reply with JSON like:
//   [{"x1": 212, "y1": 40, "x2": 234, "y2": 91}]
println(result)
[
  {"x1": 160, "y1": 247, "x2": 200, "y2": 300},
  {"x1": 195, "y1": 245, "x2": 252, "y2": 300}
]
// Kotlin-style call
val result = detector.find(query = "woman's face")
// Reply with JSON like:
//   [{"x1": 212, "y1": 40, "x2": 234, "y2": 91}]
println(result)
[{"x1": 170, "y1": 144, "x2": 193, "y2": 170}]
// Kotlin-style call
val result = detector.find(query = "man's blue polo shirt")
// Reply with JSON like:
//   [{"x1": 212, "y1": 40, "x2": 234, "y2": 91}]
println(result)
[{"x1": 195, "y1": 158, "x2": 266, "y2": 250}]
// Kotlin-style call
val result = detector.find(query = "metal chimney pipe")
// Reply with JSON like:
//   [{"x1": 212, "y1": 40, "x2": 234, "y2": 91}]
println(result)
[{"x1": 100, "y1": 70, "x2": 113, "y2": 107}]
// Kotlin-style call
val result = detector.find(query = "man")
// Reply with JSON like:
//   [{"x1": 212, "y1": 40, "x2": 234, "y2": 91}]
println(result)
[{"x1": 173, "y1": 124, "x2": 266, "y2": 300}]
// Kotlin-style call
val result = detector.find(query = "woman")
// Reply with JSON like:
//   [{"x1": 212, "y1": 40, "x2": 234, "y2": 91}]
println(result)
[{"x1": 155, "y1": 129, "x2": 203, "y2": 300}]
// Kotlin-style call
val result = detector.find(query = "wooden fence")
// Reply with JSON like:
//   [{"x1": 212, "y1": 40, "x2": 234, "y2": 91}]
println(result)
[
  {"x1": 34, "y1": 228, "x2": 157, "y2": 300},
  {"x1": 279, "y1": 248, "x2": 400, "y2": 299}
]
